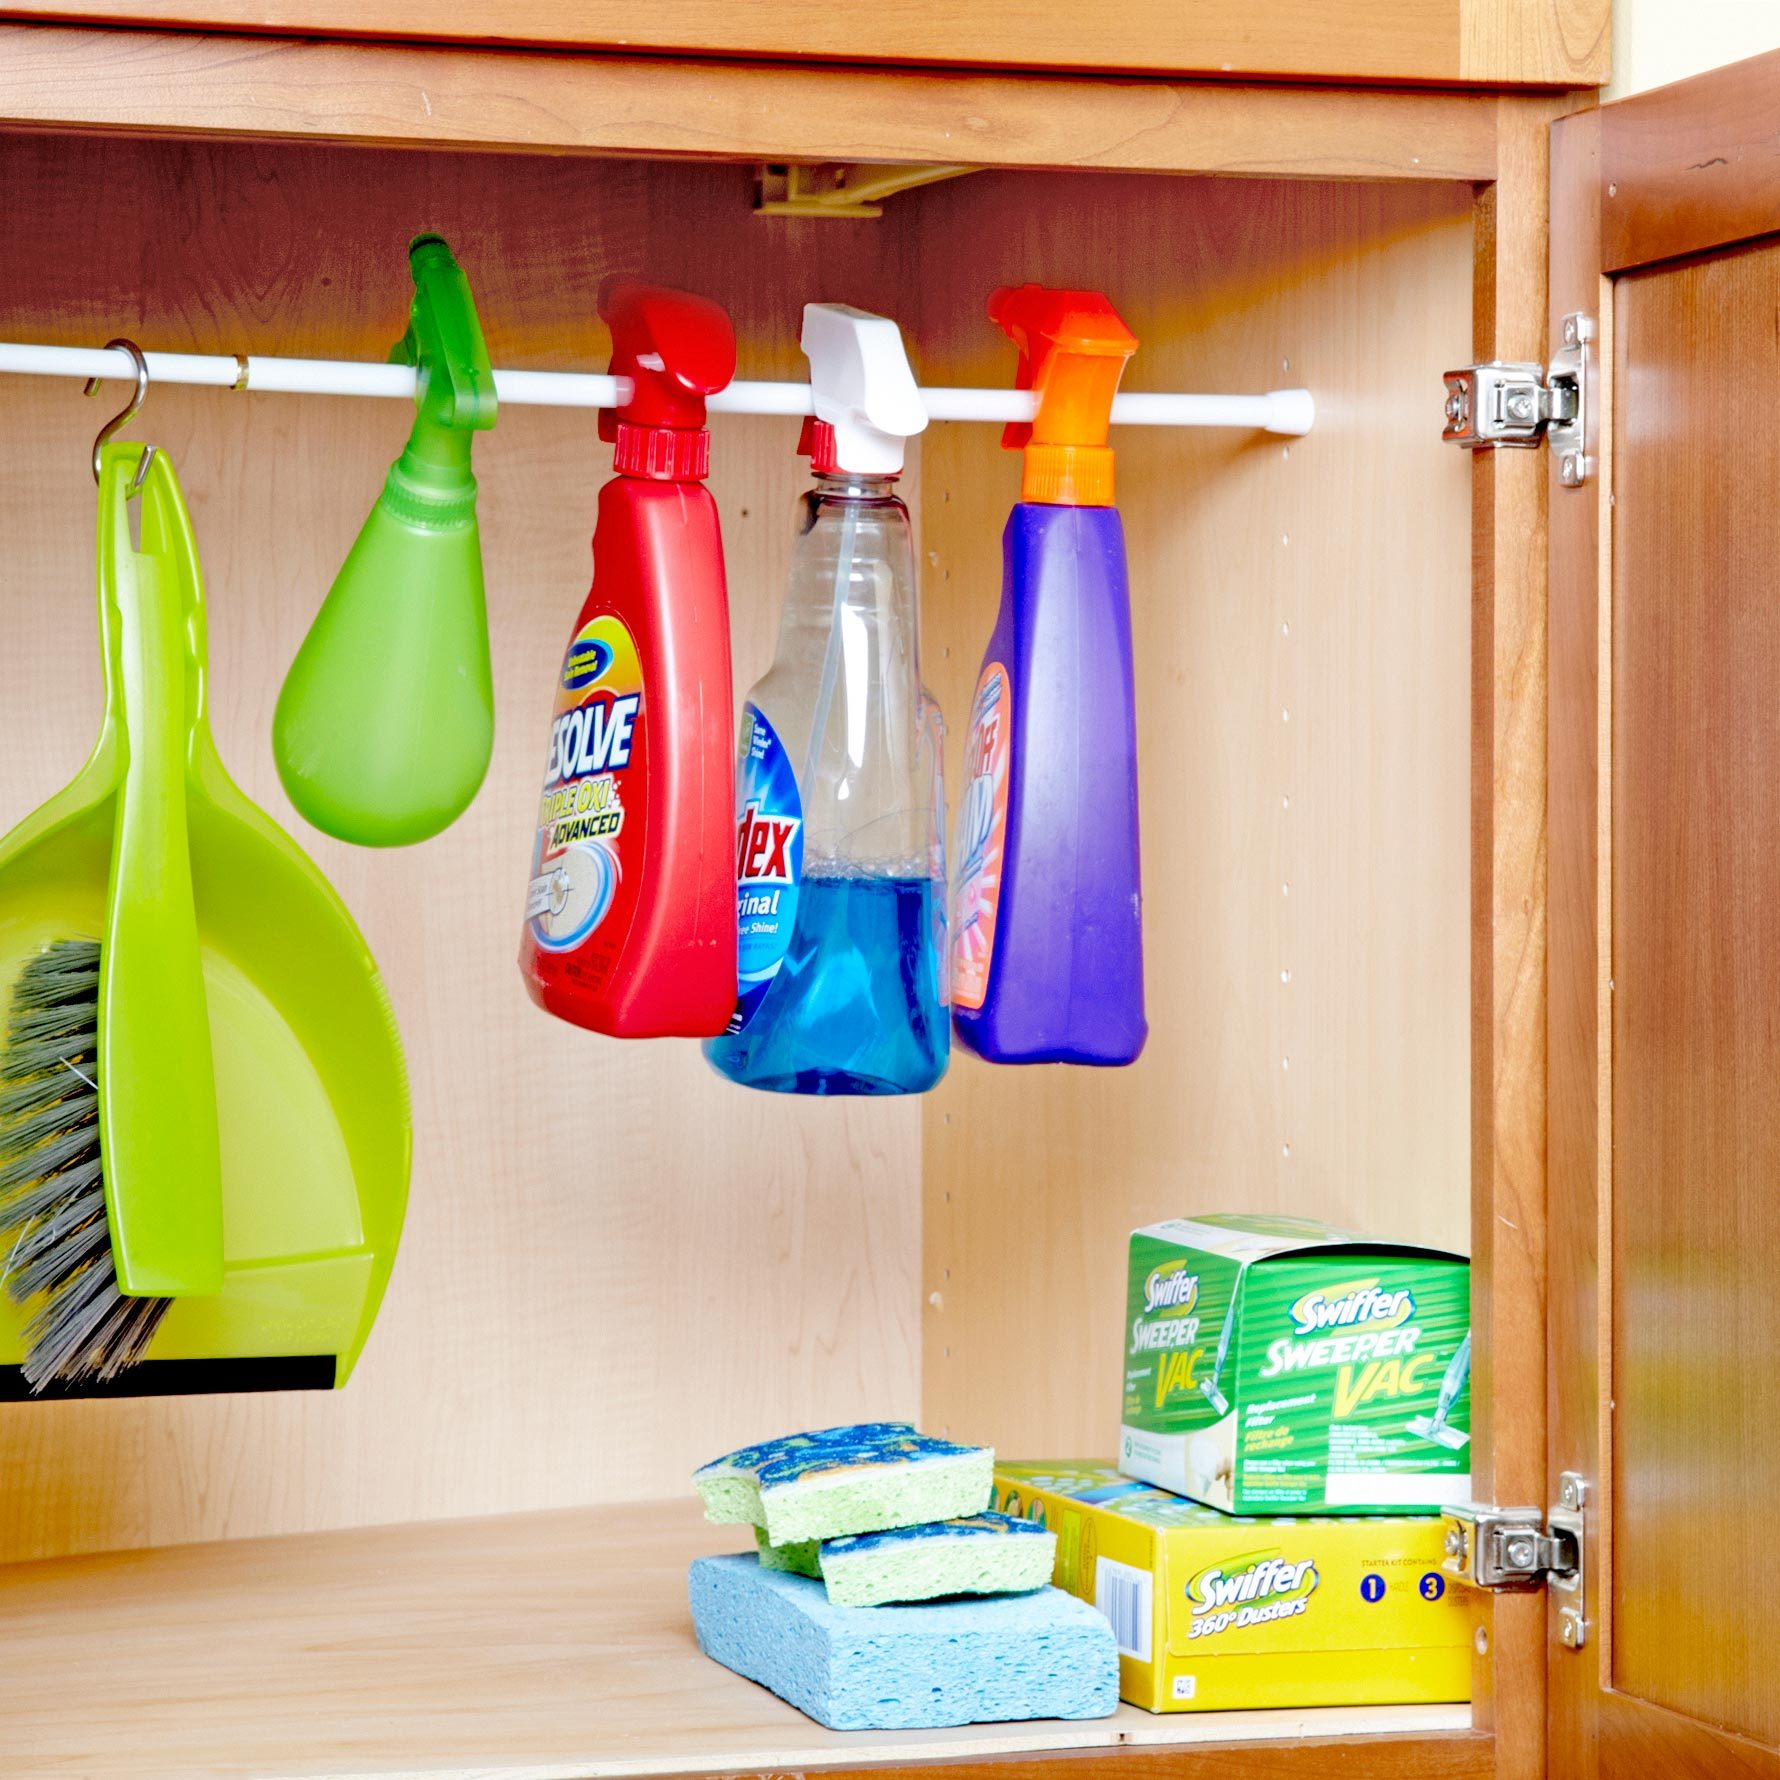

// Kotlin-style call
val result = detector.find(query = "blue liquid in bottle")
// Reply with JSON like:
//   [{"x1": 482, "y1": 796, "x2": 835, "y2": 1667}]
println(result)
[
  {"x1": 705, "y1": 873, "x2": 947, "y2": 1095},
  {"x1": 704, "y1": 454, "x2": 948, "y2": 1098}
]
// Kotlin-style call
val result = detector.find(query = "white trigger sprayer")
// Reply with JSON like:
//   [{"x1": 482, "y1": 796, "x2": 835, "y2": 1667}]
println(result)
[
  {"x1": 796, "y1": 305, "x2": 928, "y2": 794},
  {"x1": 703, "y1": 301, "x2": 949, "y2": 1096}
]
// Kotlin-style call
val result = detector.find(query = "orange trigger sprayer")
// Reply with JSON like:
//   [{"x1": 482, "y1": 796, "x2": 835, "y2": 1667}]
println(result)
[{"x1": 989, "y1": 283, "x2": 1136, "y2": 507}]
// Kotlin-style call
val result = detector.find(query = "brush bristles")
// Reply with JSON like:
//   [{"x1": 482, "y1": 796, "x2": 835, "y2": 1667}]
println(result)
[{"x1": 0, "y1": 939, "x2": 169, "y2": 1389}]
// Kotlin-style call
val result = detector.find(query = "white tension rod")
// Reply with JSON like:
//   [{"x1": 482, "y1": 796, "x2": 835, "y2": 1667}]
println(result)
[{"x1": 0, "y1": 342, "x2": 1316, "y2": 436}]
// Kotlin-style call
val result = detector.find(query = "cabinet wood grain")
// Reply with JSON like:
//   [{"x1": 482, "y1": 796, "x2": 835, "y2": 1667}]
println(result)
[
  {"x1": 1610, "y1": 235, "x2": 1780, "y2": 1755},
  {"x1": 1461, "y1": 91, "x2": 1588, "y2": 1780},
  {"x1": 1545, "y1": 102, "x2": 1607, "y2": 1780},
  {"x1": 1600, "y1": 49, "x2": 1780, "y2": 274},
  {"x1": 917, "y1": 173, "x2": 1475, "y2": 1461},
  {"x1": 0, "y1": 135, "x2": 1488, "y2": 1570},
  {"x1": 0, "y1": 1496, "x2": 1482, "y2": 1780},
  {"x1": 1548, "y1": 52, "x2": 1780, "y2": 1780},
  {"x1": 0, "y1": 23, "x2": 1502, "y2": 181},
  {"x1": 0, "y1": 131, "x2": 1488, "y2": 1566},
  {"x1": 0, "y1": 138, "x2": 925, "y2": 1563},
  {"x1": 0, "y1": 0, "x2": 1609, "y2": 86}
]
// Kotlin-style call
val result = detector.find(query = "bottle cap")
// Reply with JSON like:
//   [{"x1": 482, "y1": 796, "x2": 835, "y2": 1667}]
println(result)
[
  {"x1": 600, "y1": 280, "x2": 736, "y2": 482},
  {"x1": 389, "y1": 233, "x2": 498, "y2": 525},
  {"x1": 800, "y1": 304, "x2": 927, "y2": 478},
  {"x1": 988, "y1": 284, "x2": 1137, "y2": 507}
]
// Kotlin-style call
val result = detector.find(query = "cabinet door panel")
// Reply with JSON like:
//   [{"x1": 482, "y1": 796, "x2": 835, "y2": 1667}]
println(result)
[
  {"x1": 1610, "y1": 239, "x2": 1780, "y2": 1756},
  {"x1": 1549, "y1": 52, "x2": 1780, "y2": 1780}
]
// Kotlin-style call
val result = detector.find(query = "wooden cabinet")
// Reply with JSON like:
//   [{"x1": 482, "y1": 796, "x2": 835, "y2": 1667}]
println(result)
[
  {"x1": 0, "y1": 30, "x2": 1525, "y2": 1780},
  {"x1": 0, "y1": 0, "x2": 1611, "y2": 87},
  {"x1": 11, "y1": 18, "x2": 1764, "y2": 1780},
  {"x1": 1547, "y1": 49, "x2": 1780, "y2": 1780}
]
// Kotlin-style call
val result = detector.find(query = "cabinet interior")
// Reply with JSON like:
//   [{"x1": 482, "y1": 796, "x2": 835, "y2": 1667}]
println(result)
[{"x1": 0, "y1": 131, "x2": 1474, "y2": 1566}]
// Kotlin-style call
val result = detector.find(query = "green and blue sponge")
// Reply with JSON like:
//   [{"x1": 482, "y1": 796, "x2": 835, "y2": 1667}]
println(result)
[
  {"x1": 695, "y1": 1421, "x2": 993, "y2": 1547},
  {"x1": 692, "y1": 1422, "x2": 1106, "y2": 1729},
  {"x1": 756, "y1": 1510, "x2": 1057, "y2": 1607}
]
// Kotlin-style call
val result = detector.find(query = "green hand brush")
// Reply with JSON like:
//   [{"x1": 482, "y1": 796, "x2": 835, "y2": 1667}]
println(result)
[
  {"x1": 0, "y1": 440, "x2": 410, "y2": 1399},
  {"x1": 0, "y1": 442, "x2": 223, "y2": 1390},
  {"x1": 1, "y1": 941, "x2": 162, "y2": 1381}
]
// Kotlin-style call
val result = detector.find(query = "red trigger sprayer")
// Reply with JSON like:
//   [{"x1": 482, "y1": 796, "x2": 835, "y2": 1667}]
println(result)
[{"x1": 519, "y1": 280, "x2": 739, "y2": 1036}]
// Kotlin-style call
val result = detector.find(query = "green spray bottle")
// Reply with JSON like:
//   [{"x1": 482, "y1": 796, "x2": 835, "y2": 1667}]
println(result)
[{"x1": 274, "y1": 234, "x2": 498, "y2": 847}]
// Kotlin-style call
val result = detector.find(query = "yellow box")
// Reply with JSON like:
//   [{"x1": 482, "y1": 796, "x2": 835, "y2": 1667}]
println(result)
[{"x1": 994, "y1": 1462, "x2": 1471, "y2": 1713}]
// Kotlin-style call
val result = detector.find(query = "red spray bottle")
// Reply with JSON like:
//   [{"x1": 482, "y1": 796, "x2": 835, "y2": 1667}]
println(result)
[{"x1": 519, "y1": 281, "x2": 739, "y2": 1036}]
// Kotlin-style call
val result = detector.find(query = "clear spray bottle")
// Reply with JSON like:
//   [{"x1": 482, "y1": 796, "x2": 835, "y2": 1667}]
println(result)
[{"x1": 704, "y1": 304, "x2": 948, "y2": 1095}]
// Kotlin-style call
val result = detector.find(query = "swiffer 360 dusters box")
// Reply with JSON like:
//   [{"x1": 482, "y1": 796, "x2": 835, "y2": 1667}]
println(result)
[
  {"x1": 994, "y1": 1462, "x2": 1470, "y2": 1712},
  {"x1": 1121, "y1": 1214, "x2": 1471, "y2": 1514}
]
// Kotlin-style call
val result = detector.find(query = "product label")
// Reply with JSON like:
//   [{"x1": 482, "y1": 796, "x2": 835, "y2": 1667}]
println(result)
[
  {"x1": 726, "y1": 702, "x2": 803, "y2": 1033},
  {"x1": 952, "y1": 661, "x2": 1012, "y2": 1012},
  {"x1": 1185, "y1": 1552, "x2": 1319, "y2": 1638},
  {"x1": 995, "y1": 1463, "x2": 1472, "y2": 1714},
  {"x1": 1119, "y1": 1223, "x2": 1473, "y2": 1514},
  {"x1": 526, "y1": 615, "x2": 645, "y2": 971}
]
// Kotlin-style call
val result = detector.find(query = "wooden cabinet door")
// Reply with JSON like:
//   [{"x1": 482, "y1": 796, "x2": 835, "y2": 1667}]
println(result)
[
  {"x1": 0, "y1": 0, "x2": 1608, "y2": 86},
  {"x1": 1549, "y1": 49, "x2": 1780, "y2": 1780}
]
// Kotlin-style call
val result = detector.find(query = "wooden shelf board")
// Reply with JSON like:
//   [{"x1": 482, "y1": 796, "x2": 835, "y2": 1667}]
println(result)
[
  {"x1": 0, "y1": 1497, "x2": 1478, "y2": 1780},
  {"x1": 0, "y1": 0, "x2": 1593, "y2": 86},
  {"x1": 0, "y1": 23, "x2": 1500, "y2": 181}
]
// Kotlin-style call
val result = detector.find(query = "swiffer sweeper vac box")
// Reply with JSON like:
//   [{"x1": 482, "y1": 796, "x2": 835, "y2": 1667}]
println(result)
[
  {"x1": 994, "y1": 1463, "x2": 1470, "y2": 1712},
  {"x1": 1121, "y1": 1215, "x2": 1471, "y2": 1515}
]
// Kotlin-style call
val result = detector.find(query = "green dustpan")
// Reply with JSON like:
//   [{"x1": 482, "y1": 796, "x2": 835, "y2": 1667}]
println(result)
[{"x1": 0, "y1": 443, "x2": 410, "y2": 1397}]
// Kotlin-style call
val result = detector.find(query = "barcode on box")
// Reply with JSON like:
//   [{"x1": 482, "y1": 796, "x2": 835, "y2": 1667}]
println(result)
[
  {"x1": 1094, "y1": 1555, "x2": 1152, "y2": 1661},
  {"x1": 1172, "y1": 1674, "x2": 1197, "y2": 1701}
]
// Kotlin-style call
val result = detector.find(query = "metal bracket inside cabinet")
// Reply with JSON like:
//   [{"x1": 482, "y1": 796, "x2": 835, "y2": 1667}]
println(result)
[
  {"x1": 1440, "y1": 311, "x2": 1594, "y2": 487},
  {"x1": 1440, "y1": 1472, "x2": 1588, "y2": 1650},
  {"x1": 754, "y1": 161, "x2": 977, "y2": 218}
]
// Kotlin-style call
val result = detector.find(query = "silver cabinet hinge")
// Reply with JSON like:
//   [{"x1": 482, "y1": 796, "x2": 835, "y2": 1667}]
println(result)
[
  {"x1": 1442, "y1": 312, "x2": 1594, "y2": 487},
  {"x1": 1441, "y1": 1472, "x2": 1589, "y2": 1649}
]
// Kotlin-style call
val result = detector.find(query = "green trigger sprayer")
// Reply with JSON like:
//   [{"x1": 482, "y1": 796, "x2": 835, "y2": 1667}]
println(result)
[{"x1": 275, "y1": 234, "x2": 498, "y2": 846}]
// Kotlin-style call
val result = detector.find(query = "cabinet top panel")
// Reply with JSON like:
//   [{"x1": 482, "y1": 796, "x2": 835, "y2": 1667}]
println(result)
[
  {"x1": 0, "y1": 0, "x2": 1608, "y2": 87},
  {"x1": 0, "y1": 26, "x2": 1500, "y2": 179}
]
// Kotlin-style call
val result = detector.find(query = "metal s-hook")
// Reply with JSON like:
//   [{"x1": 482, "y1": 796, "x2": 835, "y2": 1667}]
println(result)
[{"x1": 82, "y1": 338, "x2": 156, "y2": 493}]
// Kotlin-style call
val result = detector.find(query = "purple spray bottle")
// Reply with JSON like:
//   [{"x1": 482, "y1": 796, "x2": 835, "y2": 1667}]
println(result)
[{"x1": 951, "y1": 284, "x2": 1146, "y2": 1065}]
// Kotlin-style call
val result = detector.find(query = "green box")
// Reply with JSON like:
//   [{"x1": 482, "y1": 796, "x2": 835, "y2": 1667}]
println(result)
[{"x1": 1120, "y1": 1215, "x2": 1471, "y2": 1515}]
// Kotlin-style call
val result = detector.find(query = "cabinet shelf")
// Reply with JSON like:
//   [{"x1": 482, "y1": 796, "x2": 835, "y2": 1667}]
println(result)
[{"x1": 1, "y1": 1498, "x2": 1478, "y2": 1780}]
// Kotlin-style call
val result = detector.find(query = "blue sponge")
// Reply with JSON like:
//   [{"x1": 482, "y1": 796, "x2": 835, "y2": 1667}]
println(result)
[{"x1": 689, "y1": 1553, "x2": 1118, "y2": 1730}]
